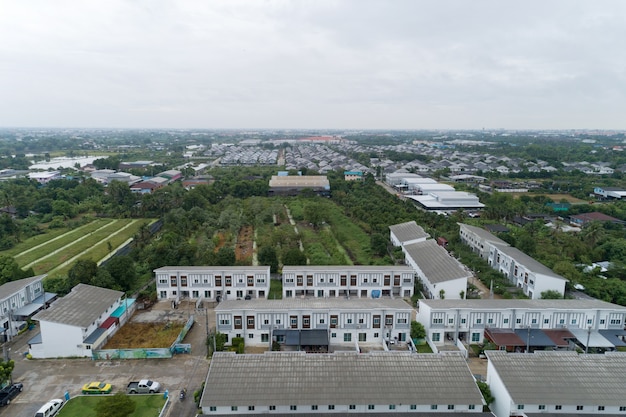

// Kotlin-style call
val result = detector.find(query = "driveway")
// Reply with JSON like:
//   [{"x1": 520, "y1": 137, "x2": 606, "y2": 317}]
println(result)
[{"x1": 1, "y1": 300, "x2": 211, "y2": 417}]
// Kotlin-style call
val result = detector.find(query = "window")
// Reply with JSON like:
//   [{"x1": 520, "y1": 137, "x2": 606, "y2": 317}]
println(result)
[
  {"x1": 487, "y1": 318, "x2": 493, "y2": 324},
  {"x1": 410, "y1": 404, "x2": 417, "y2": 410},
  {"x1": 320, "y1": 318, "x2": 325, "y2": 324},
  {"x1": 248, "y1": 406, "x2": 255, "y2": 411},
  {"x1": 516, "y1": 318, "x2": 522, "y2": 324},
  {"x1": 469, "y1": 404, "x2": 475, "y2": 410},
  {"x1": 248, "y1": 334, "x2": 253, "y2": 339},
  {"x1": 347, "y1": 318, "x2": 353, "y2": 324},
  {"x1": 598, "y1": 406, "x2": 605, "y2": 411},
  {"x1": 472, "y1": 333, "x2": 480, "y2": 342},
  {"x1": 600, "y1": 319, "x2": 606, "y2": 325},
  {"x1": 359, "y1": 333, "x2": 366, "y2": 342},
  {"x1": 231, "y1": 406, "x2": 238, "y2": 411},
  {"x1": 385, "y1": 316, "x2": 393, "y2": 325},
  {"x1": 397, "y1": 318, "x2": 407, "y2": 324},
  {"x1": 544, "y1": 318, "x2": 549, "y2": 324},
  {"x1": 476, "y1": 318, "x2": 482, "y2": 324},
  {"x1": 374, "y1": 332, "x2": 379, "y2": 338},
  {"x1": 531, "y1": 318, "x2": 537, "y2": 324},
  {"x1": 610, "y1": 318, "x2": 621, "y2": 325},
  {"x1": 571, "y1": 319, "x2": 577, "y2": 325},
  {"x1": 344, "y1": 333, "x2": 352, "y2": 342},
  {"x1": 517, "y1": 404, "x2": 524, "y2": 410},
  {"x1": 359, "y1": 318, "x2": 364, "y2": 324},
  {"x1": 389, "y1": 405, "x2": 396, "y2": 410},
  {"x1": 538, "y1": 405, "x2": 545, "y2": 410},
  {"x1": 235, "y1": 318, "x2": 242, "y2": 327},
  {"x1": 555, "y1": 405, "x2": 562, "y2": 410},
  {"x1": 587, "y1": 319, "x2": 593, "y2": 325},
  {"x1": 448, "y1": 318, "x2": 454, "y2": 324},
  {"x1": 209, "y1": 406, "x2": 216, "y2": 411},
  {"x1": 461, "y1": 318, "x2": 466, "y2": 324},
  {"x1": 331, "y1": 317, "x2": 338, "y2": 326},
  {"x1": 559, "y1": 318, "x2": 565, "y2": 324},
  {"x1": 276, "y1": 319, "x2": 281, "y2": 325},
  {"x1": 503, "y1": 318, "x2": 509, "y2": 324},
  {"x1": 269, "y1": 405, "x2": 276, "y2": 410},
  {"x1": 576, "y1": 405, "x2": 583, "y2": 411},
  {"x1": 290, "y1": 405, "x2": 297, "y2": 410},
  {"x1": 311, "y1": 405, "x2": 318, "y2": 410},
  {"x1": 331, "y1": 332, "x2": 336, "y2": 338},
  {"x1": 368, "y1": 405, "x2": 375, "y2": 410},
  {"x1": 291, "y1": 317, "x2": 297, "y2": 326},
  {"x1": 328, "y1": 405, "x2": 335, "y2": 410},
  {"x1": 433, "y1": 318, "x2": 443, "y2": 324},
  {"x1": 431, "y1": 405, "x2": 438, "y2": 410},
  {"x1": 448, "y1": 405, "x2": 455, "y2": 410},
  {"x1": 349, "y1": 405, "x2": 356, "y2": 410},
  {"x1": 432, "y1": 333, "x2": 440, "y2": 342},
  {"x1": 261, "y1": 334, "x2": 269, "y2": 343}
]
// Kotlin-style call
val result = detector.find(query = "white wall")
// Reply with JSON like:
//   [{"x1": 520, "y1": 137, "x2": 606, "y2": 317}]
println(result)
[{"x1": 31, "y1": 322, "x2": 89, "y2": 358}]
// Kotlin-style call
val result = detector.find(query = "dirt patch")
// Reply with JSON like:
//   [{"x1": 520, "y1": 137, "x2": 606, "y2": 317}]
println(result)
[
  {"x1": 103, "y1": 322, "x2": 185, "y2": 349},
  {"x1": 214, "y1": 231, "x2": 227, "y2": 252},
  {"x1": 235, "y1": 225, "x2": 254, "y2": 262}
]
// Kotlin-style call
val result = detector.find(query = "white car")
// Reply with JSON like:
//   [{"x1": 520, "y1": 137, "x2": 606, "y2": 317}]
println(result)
[{"x1": 34, "y1": 398, "x2": 64, "y2": 417}]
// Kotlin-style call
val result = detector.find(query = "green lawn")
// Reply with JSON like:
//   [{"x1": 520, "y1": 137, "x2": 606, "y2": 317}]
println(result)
[
  {"x1": 269, "y1": 278, "x2": 283, "y2": 299},
  {"x1": 58, "y1": 394, "x2": 167, "y2": 417}
]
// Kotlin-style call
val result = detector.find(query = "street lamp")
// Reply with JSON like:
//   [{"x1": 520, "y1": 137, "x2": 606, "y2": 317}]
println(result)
[{"x1": 585, "y1": 326, "x2": 592, "y2": 354}]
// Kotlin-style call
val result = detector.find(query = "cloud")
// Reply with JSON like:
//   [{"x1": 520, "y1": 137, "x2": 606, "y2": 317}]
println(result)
[{"x1": 1, "y1": 0, "x2": 625, "y2": 129}]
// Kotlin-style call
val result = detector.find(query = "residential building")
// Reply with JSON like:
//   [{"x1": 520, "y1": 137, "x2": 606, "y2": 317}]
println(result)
[
  {"x1": 200, "y1": 351, "x2": 488, "y2": 415},
  {"x1": 459, "y1": 223, "x2": 566, "y2": 299},
  {"x1": 406, "y1": 191, "x2": 485, "y2": 212},
  {"x1": 389, "y1": 221, "x2": 430, "y2": 247},
  {"x1": 570, "y1": 211, "x2": 624, "y2": 227},
  {"x1": 281, "y1": 265, "x2": 416, "y2": 299},
  {"x1": 417, "y1": 299, "x2": 626, "y2": 348},
  {"x1": 215, "y1": 298, "x2": 412, "y2": 348},
  {"x1": 29, "y1": 284, "x2": 126, "y2": 358},
  {"x1": 268, "y1": 175, "x2": 330, "y2": 196},
  {"x1": 343, "y1": 170, "x2": 363, "y2": 181},
  {"x1": 0, "y1": 275, "x2": 51, "y2": 342},
  {"x1": 403, "y1": 240, "x2": 471, "y2": 300},
  {"x1": 28, "y1": 171, "x2": 61, "y2": 184},
  {"x1": 154, "y1": 266, "x2": 270, "y2": 301},
  {"x1": 486, "y1": 351, "x2": 626, "y2": 417}
]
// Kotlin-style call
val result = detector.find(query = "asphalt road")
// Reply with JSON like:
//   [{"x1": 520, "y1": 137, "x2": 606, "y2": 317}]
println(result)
[{"x1": 1, "y1": 302, "x2": 211, "y2": 417}]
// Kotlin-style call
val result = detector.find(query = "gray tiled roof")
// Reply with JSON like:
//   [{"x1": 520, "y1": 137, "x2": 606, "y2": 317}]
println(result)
[
  {"x1": 403, "y1": 240, "x2": 470, "y2": 283},
  {"x1": 154, "y1": 266, "x2": 270, "y2": 273},
  {"x1": 33, "y1": 283, "x2": 123, "y2": 328},
  {"x1": 458, "y1": 223, "x2": 509, "y2": 246},
  {"x1": 418, "y1": 298, "x2": 626, "y2": 311},
  {"x1": 486, "y1": 351, "x2": 626, "y2": 405},
  {"x1": 389, "y1": 221, "x2": 430, "y2": 243},
  {"x1": 494, "y1": 244, "x2": 566, "y2": 280},
  {"x1": 216, "y1": 298, "x2": 412, "y2": 312},
  {"x1": 281, "y1": 265, "x2": 414, "y2": 273},
  {"x1": 0, "y1": 275, "x2": 46, "y2": 302},
  {"x1": 202, "y1": 352, "x2": 483, "y2": 407}
]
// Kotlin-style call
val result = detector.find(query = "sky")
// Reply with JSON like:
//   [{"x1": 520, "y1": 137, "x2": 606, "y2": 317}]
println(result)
[{"x1": 1, "y1": 0, "x2": 625, "y2": 130}]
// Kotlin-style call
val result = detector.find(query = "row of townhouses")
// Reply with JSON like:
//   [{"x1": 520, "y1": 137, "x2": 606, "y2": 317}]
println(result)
[
  {"x1": 0, "y1": 275, "x2": 52, "y2": 342},
  {"x1": 459, "y1": 223, "x2": 567, "y2": 299},
  {"x1": 215, "y1": 298, "x2": 412, "y2": 349}
]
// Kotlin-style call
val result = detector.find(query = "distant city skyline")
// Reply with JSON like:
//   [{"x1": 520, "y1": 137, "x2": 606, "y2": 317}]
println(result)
[{"x1": 1, "y1": 1, "x2": 625, "y2": 130}]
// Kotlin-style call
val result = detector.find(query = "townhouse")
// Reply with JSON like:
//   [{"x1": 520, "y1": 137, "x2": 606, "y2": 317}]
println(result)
[
  {"x1": 215, "y1": 298, "x2": 413, "y2": 348},
  {"x1": 486, "y1": 351, "x2": 626, "y2": 417},
  {"x1": 154, "y1": 266, "x2": 270, "y2": 302},
  {"x1": 389, "y1": 220, "x2": 430, "y2": 247},
  {"x1": 0, "y1": 275, "x2": 50, "y2": 342},
  {"x1": 459, "y1": 223, "x2": 566, "y2": 299},
  {"x1": 281, "y1": 265, "x2": 416, "y2": 299},
  {"x1": 417, "y1": 299, "x2": 626, "y2": 347},
  {"x1": 200, "y1": 351, "x2": 489, "y2": 415}
]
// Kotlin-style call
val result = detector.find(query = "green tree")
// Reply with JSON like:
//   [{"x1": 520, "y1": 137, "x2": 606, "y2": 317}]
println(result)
[
  {"x1": 410, "y1": 321, "x2": 426, "y2": 340},
  {"x1": 476, "y1": 381, "x2": 494, "y2": 406},
  {"x1": 540, "y1": 290, "x2": 563, "y2": 299},
  {"x1": 0, "y1": 358, "x2": 15, "y2": 385},
  {"x1": 103, "y1": 256, "x2": 136, "y2": 291},
  {"x1": 0, "y1": 256, "x2": 26, "y2": 285},
  {"x1": 282, "y1": 248, "x2": 307, "y2": 266},
  {"x1": 216, "y1": 247, "x2": 236, "y2": 266},
  {"x1": 370, "y1": 233, "x2": 388, "y2": 257},
  {"x1": 67, "y1": 259, "x2": 98, "y2": 288},
  {"x1": 258, "y1": 247, "x2": 279, "y2": 273},
  {"x1": 95, "y1": 392, "x2": 136, "y2": 417}
]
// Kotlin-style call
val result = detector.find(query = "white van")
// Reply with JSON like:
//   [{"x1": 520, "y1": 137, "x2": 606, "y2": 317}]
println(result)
[{"x1": 34, "y1": 399, "x2": 64, "y2": 417}]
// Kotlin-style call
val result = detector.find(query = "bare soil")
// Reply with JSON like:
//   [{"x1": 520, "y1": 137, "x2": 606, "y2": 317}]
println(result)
[
  {"x1": 103, "y1": 321, "x2": 185, "y2": 349},
  {"x1": 235, "y1": 225, "x2": 254, "y2": 262}
]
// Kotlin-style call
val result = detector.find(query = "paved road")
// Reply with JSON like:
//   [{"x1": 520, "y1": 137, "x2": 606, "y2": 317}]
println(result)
[{"x1": 1, "y1": 302, "x2": 211, "y2": 417}]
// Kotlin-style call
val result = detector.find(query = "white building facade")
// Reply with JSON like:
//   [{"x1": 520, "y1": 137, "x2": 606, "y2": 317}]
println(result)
[
  {"x1": 459, "y1": 223, "x2": 567, "y2": 299},
  {"x1": 417, "y1": 299, "x2": 626, "y2": 346},
  {"x1": 0, "y1": 275, "x2": 48, "y2": 342},
  {"x1": 215, "y1": 298, "x2": 413, "y2": 348},
  {"x1": 281, "y1": 266, "x2": 415, "y2": 299},
  {"x1": 154, "y1": 266, "x2": 271, "y2": 301}
]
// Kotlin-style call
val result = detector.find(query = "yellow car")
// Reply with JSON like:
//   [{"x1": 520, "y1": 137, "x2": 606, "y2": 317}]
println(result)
[{"x1": 81, "y1": 381, "x2": 112, "y2": 395}]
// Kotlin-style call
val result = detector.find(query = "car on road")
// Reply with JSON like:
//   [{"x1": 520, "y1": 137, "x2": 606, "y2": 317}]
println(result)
[
  {"x1": 0, "y1": 382, "x2": 23, "y2": 406},
  {"x1": 81, "y1": 381, "x2": 112, "y2": 395}
]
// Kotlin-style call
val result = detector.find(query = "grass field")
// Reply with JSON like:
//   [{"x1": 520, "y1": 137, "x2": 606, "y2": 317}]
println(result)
[
  {"x1": 509, "y1": 192, "x2": 589, "y2": 204},
  {"x1": 103, "y1": 322, "x2": 185, "y2": 349},
  {"x1": 58, "y1": 394, "x2": 166, "y2": 417}
]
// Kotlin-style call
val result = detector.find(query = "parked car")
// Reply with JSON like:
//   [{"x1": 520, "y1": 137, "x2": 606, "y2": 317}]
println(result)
[
  {"x1": 127, "y1": 379, "x2": 161, "y2": 394},
  {"x1": 34, "y1": 398, "x2": 64, "y2": 417},
  {"x1": 81, "y1": 381, "x2": 112, "y2": 395},
  {"x1": 0, "y1": 382, "x2": 23, "y2": 406}
]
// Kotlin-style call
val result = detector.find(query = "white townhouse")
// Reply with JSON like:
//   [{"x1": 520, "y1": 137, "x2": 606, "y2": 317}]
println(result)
[
  {"x1": 154, "y1": 266, "x2": 270, "y2": 302},
  {"x1": 29, "y1": 284, "x2": 125, "y2": 358},
  {"x1": 200, "y1": 351, "x2": 488, "y2": 416},
  {"x1": 486, "y1": 351, "x2": 626, "y2": 417},
  {"x1": 215, "y1": 298, "x2": 413, "y2": 348},
  {"x1": 403, "y1": 240, "x2": 471, "y2": 300},
  {"x1": 281, "y1": 265, "x2": 415, "y2": 299},
  {"x1": 0, "y1": 275, "x2": 50, "y2": 342},
  {"x1": 389, "y1": 220, "x2": 430, "y2": 247},
  {"x1": 417, "y1": 299, "x2": 626, "y2": 347},
  {"x1": 459, "y1": 223, "x2": 567, "y2": 299}
]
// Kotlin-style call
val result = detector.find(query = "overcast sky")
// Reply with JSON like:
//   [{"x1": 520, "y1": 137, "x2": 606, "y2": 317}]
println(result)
[{"x1": 1, "y1": 0, "x2": 625, "y2": 130}]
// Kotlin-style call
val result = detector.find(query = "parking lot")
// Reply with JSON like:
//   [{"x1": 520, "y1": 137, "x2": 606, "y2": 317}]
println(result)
[{"x1": 0, "y1": 300, "x2": 211, "y2": 417}]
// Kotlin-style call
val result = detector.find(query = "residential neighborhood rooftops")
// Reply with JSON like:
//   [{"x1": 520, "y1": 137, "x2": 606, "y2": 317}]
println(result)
[
  {"x1": 202, "y1": 352, "x2": 484, "y2": 407},
  {"x1": 418, "y1": 298, "x2": 626, "y2": 310},
  {"x1": 403, "y1": 240, "x2": 470, "y2": 283},
  {"x1": 281, "y1": 265, "x2": 414, "y2": 272},
  {"x1": 33, "y1": 283, "x2": 123, "y2": 328},
  {"x1": 486, "y1": 351, "x2": 626, "y2": 405},
  {"x1": 389, "y1": 221, "x2": 430, "y2": 243},
  {"x1": 154, "y1": 266, "x2": 270, "y2": 273},
  {"x1": 216, "y1": 298, "x2": 412, "y2": 311}
]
